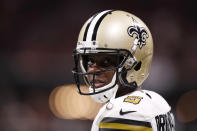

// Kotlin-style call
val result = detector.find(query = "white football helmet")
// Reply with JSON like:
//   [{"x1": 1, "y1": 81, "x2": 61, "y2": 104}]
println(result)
[{"x1": 72, "y1": 10, "x2": 153, "y2": 103}]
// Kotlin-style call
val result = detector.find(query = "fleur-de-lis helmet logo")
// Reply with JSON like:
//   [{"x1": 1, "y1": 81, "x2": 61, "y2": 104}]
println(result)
[{"x1": 127, "y1": 17, "x2": 149, "y2": 49}]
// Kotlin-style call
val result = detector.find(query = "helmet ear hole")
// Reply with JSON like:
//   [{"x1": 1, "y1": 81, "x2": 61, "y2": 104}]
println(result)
[{"x1": 134, "y1": 61, "x2": 141, "y2": 71}]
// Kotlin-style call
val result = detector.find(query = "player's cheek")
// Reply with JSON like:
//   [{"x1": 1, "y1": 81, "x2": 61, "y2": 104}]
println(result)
[{"x1": 105, "y1": 71, "x2": 115, "y2": 83}]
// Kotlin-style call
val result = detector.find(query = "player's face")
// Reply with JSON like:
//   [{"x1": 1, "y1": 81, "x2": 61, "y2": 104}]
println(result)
[{"x1": 86, "y1": 55, "x2": 117, "y2": 88}]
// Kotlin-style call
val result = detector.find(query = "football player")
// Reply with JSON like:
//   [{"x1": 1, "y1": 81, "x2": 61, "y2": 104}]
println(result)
[{"x1": 72, "y1": 10, "x2": 175, "y2": 131}]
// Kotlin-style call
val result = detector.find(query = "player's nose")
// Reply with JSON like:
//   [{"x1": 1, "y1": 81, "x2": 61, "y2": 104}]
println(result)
[
  {"x1": 87, "y1": 64, "x2": 104, "y2": 81},
  {"x1": 87, "y1": 63, "x2": 102, "y2": 73}
]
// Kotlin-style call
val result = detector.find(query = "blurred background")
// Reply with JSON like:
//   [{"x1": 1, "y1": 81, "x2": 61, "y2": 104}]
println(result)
[{"x1": 1, "y1": 0, "x2": 197, "y2": 130}]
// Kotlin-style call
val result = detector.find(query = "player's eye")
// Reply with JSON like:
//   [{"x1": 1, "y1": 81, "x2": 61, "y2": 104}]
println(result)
[
  {"x1": 101, "y1": 58, "x2": 111, "y2": 67},
  {"x1": 87, "y1": 57, "x2": 95, "y2": 67}
]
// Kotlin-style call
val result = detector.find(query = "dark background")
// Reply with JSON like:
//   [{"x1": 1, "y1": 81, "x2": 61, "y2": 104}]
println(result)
[{"x1": 1, "y1": 0, "x2": 197, "y2": 130}]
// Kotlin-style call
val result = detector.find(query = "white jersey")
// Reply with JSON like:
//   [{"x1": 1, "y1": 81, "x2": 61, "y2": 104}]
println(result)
[{"x1": 91, "y1": 90, "x2": 175, "y2": 131}]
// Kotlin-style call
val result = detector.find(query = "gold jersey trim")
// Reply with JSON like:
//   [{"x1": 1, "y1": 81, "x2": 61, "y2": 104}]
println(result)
[{"x1": 99, "y1": 122, "x2": 152, "y2": 131}]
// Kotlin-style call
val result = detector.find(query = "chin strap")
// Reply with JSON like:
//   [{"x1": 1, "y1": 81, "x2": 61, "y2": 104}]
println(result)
[
  {"x1": 90, "y1": 84, "x2": 118, "y2": 103},
  {"x1": 119, "y1": 67, "x2": 137, "y2": 88}
]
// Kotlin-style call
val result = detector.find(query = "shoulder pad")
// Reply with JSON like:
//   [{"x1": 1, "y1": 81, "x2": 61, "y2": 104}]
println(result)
[{"x1": 120, "y1": 90, "x2": 171, "y2": 118}]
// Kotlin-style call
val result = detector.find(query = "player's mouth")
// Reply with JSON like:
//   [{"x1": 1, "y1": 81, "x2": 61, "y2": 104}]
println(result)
[{"x1": 90, "y1": 79, "x2": 106, "y2": 88}]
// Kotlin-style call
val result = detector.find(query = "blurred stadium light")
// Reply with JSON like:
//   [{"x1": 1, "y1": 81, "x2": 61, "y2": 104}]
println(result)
[
  {"x1": 176, "y1": 90, "x2": 197, "y2": 123},
  {"x1": 49, "y1": 84, "x2": 103, "y2": 120}
]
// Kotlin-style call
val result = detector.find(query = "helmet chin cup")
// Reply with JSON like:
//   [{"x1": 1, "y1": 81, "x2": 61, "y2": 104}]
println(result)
[{"x1": 90, "y1": 84, "x2": 118, "y2": 103}]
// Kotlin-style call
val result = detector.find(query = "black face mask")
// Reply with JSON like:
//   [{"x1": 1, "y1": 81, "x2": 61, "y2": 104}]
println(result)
[{"x1": 72, "y1": 47, "x2": 136, "y2": 95}]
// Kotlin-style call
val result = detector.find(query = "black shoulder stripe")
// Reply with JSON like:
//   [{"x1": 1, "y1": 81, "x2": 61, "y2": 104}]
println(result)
[
  {"x1": 91, "y1": 11, "x2": 113, "y2": 41},
  {"x1": 101, "y1": 117, "x2": 152, "y2": 128},
  {"x1": 83, "y1": 13, "x2": 98, "y2": 41}
]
